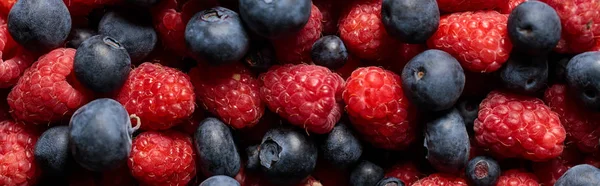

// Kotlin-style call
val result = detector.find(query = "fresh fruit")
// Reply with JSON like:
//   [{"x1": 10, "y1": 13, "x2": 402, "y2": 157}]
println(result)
[
  {"x1": 496, "y1": 169, "x2": 539, "y2": 186},
  {"x1": 0, "y1": 22, "x2": 35, "y2": 88},
  {"x1": 194, "y1": 117, "x2": 241, "y2": 177},
  {"x1": 271, "y1": 4, "x2": 322, "y2": 65},
  {"x1": 499, "y1": 0, "x2": 527, "y2": 14},
  {"x1": 185, "y1": 7, "x2": 250, "y2": 65},
  {"x1": 456, "y1": 97, "x2": 482, "y2": 134},
  {"x1": 320, "y1": 122, "x2": 363, "y2": 169},
  {"x1": 466, "y1": 156, "x2": 501, "y2": 186},
  {"x1": 499, "y1": 53, "x2": 549, "y2": 94},
  {"x1": 436, "y1": 0, "x2": 502, "y2": 13},
  {"x1": 381, "y1": 0, "x2": 439, "y2": 44},
  {"x1": 425, "y1": 109, "x2": 470, "y2": 174},
  {"x1": 532, "y1": 145, "x2": 581, "y2": 186},
  {"x1": 34, "y1": 126, "x2": 70, "y2": 177},
  {"x1": 401, "y1": 49, "x2": 465, "y2": 111},
  {"x1": 74, "y1": 35, "x2": 131, "y2": 93},
  {"x1": 555, "y1": 164, "x2": 600, "y2": 186},
  {"x1": 243, "y1": 43, "x2": 276, "y2": 73},
  {"x1": 98, "y1": 10, "x2": 157, "y2": 62},
  {"x1": 412, "y1": 173, "x2": 468, "y2": 186},
  {"x1": 201, "y1": 175, "x2": 240, "y2": 186},
  {"x1": 507, "y1": 1, "x2": 561, "y2": 55},
  {"x1": 238, "y1": 0, "x2": 311, "y2": 38},
  {"x1": 376, "y1": 177, "x2": 405, "y2": 186},
  {"x1": 349, "y1": 161, "x2": 384, "y2": 186},
  {"x1": 540, "y1": 0, "x2": 600, "y2": 54},
  {"x1": 260, "y1": 64, "x2": 344, "y2": 134},
  {"x1": 311, "y1": 35, "x2": 348, "y2": 70},
  {"x1": 66, "y1": 28, "x2": 97, "y2": 49},
  {"x1": 0, "y1": 120, "x2": 41, "y2": 186},
  {"x1": 565, "y1": 51, "x2": 600, "y2": 111},
  {"x1": 313, "y1": 0, "x2": 340, "y2": 35},
  {"x1": 385, "y1": 162, "x2": 424, "y2": 185}
]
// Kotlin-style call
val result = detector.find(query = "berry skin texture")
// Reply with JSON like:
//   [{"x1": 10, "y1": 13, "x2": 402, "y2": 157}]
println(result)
[
  {"x1": 116, "y1": 62, "x2": 195, "y2": 130},
  {"x1": 376, "y1": 177, "x2": 405, "y2": 186},
  {"x1": 8, "y1": 48, "x2": 91, "y2": 125},
  {"x1": 194, "y1": 118, "x2": 241, "y2": 177},
  {"x1": 0, "y1": 120, "x2": 41, "y2": 186},
  {"x1": 260, "y1": 64, "x2": 344, "y2": 134},
  {"x1": 311, "y1": 35, "x2": 348, "y2": 70},
  {"x1": 540, "y1": 0, "x2": 600, "y2": 54},
  {"x1": 343, "y1": 67, "x2": 417, "y2": 150},
  {"x1": 98, "y1": 10, "x2": 157, "y2": 63},
  {"x1": 385, "y1": 161, "x2": 424, "y2": 185},
  {"x1": 320, "y1": 122, "x2": 363, "y2": 169},
  {"x1": 499, "y1": 54, "x2": 549, "y2": 94},
  {"x1": 381, "y1": 0, "x2": 439, "y2": 44},
  {"x1": 349, "y1": 161, "x2": 384, "y2": 186},
  {"x1": 466, "y1": 156, "x2": 501, "y2": 186},
  {"x1": 532, "y1": 145, "x2": 581, "y2": 186},
  {"x1": 425, "y1": 109, "x2": 470, "y2": 174},
  {"x1": 496, "y1": 169, "x2": 540, "y2": 186},
  {"x1": 189, "y1": 63, "x2": 264, "y2": 129},
  {"x1": 436, "y1": 0, "x2": 502, "y2": 13},
  {"x1": 507, "y1": 1, "x2": 561, "y2": 55},
  {"x1": 201, "y1": 175, "x2": 240, "y2": 186},
  {"x1": 272, "y1": 4, "x2": 322, "y2": 64},
  {"x1": 128, "y1": 130, "x2": 196, "y2": 186},
  {"x1": 412, "y1": 173, "x2": 468, "y2": 186},
  {"x1": 499, "y1": 0, "x2": 527, "y2": 14},
  {"x1": 428, "y1": 11, "x2": 513, "y2": 73},
  {"x1": 555, "y1": 164, "x2": 600, "y2": 186},
  {"x1": 66, "y1": 28, "x2": 97, "y2": 49},
  {"x1": 474, "y1": 90, "x2": 566, "y2": 161},
  {"x1": 34, "y1": 126, "x2": 70, "y2": 177},
  {"x1": 0, "y1": 21, "x2": 35, "y2": 88},
  {"x1": 565, "y1": 51, "x2": 600, "y2": 111},
  {"x1": 238, "y1": 0, "x2": 311, "y2": 38}
]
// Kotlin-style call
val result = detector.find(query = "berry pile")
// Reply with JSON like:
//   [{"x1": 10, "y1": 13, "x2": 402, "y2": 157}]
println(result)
[{"x1": 1, "y1": 0, "x2": 600, "y2": 185}]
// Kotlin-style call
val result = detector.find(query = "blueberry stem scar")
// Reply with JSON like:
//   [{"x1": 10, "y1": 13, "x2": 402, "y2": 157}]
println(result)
[{"x1": 130, "y1": 114, "x2": 141, "y2": 132}]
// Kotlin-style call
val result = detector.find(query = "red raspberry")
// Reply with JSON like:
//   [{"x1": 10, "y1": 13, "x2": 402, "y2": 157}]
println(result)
[
  {"x1": 0, "y1": 0, "x2": 15, "y2": 16},
  {"x1": 437, "y1": 0, "x2": 504, "y2": 13},
  {"x1": 334, "y1": 55, "x2": 361, "y2": 80},
  {"x1": 260, "y1": 64, "x2": 344, "y2": 134},
  {"x1": 313, "y1": 161, "x2": 349, "y2": 186},
  {"x1": 380, "y1": 43, "x2": 427, "y2": 74},
  {"x1": 271, "y1": 4, "x2": 322, "y2": 64},
  {"x1": 0, "y1": 22, "x2": 35, "y2": 88},
  {"x1": 128, "y1": 130, "x2": 196, "y2": 186},
  {"x1": 385, "y1": 161, "x2": 424, "y2": 185},
  {"x1": 0, "y1": 120, "x2": 41, "y2": 186},
  {"x1": 8, "y1": 48, "x2": 91, "y2": 125},
  {"x1": 234, "y1": 164, "x2": 274, "y2": 186},
  {"x1": 532, "y1": 145, "x2": 582, "y2": 186},
  {"x1": 475, "y1": 90, "x2": 566, "y2": 161},
  {"x1": 544, "y1": 84, "x2": 600, "y2": 153},
  {"x1": 0, "y1": 90, "x2": 11, "y2": 121},
  {"x1": 540, "y1": 0, "x2": 600, "y2": 54},
  {"x1": 314, "y1": 0, "x2": 340, "y2": 35},
  {"x1": 584, "y1": 153, "x2": 600, "y2": 168},
  {"x1": 63, "y1": 0, "x2": 122, "y2": 16},
  {"x1": 342, "y1": 67, "x2": 417, "y2": 150},
  {"x1": 176, "y1": 109, "x2": 205, "y2": 135},
  {"x1": 339, "y1": 0, "x2": 399, "y2": 62},
  {"x1": 428, "y1": 11, "x2": 512, "y2": 73},
  {"x1": 592, "y1": 38, "x2": 600, "y2": 51},
  {"x1": 297, "y1": 176, "x2": 321, "y2": 186},
  {"x1": 189, "y1": 63, "x2": 264, "y2": 129},
  {"x1": 499, "y1": 0, "x2": 527, "y2": 14},
  {"x1": 116, "y1": 62, "x2": 195, "y2": 130},
  {"x1": 412, "y1": 173, "x2": 468, "y2": 186},
  {"x1": 496, "y1": 169, "x2": 540, "y2": 186}
]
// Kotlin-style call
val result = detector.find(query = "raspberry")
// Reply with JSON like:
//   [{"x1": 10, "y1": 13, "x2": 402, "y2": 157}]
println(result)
[
  {"x1": 298, "y1": 176, "x2": 322, "y2": 186},
  {"x1": 380, "y1": 43, "x2": 427, "y2": 74},
  {"x1": 313, "y1": 162, "x2": 350, "y2": 186},
  {"x1": 116, "y1": 62, "x2": 195, "y2": 130},
  {"x1": 7, "y1": 48, "x2": 91, "y2": 125},
  {"x1": 314, "y1": 0, "x2": 340, "y2": 35},
  {"x1": 428, "y1": 11, "x2": 513, "y2": 73},
  {"x1": 412, "y1": 173, "x2": 468, "y2": 186},
  {"x1": 334, "y1": 55, "x2": 361, "y2": 80},
  {"x1": 339, "y1": 0, "x2": 399, "y2": 61},
  {"x1": 385, "y1": 161, "x2": 424, "y2": 185},
  {"x1": 128, "y1": 130, "x2": 196, "y2": 186},
  {"x1": 540, "y1": 0, "x2": 600, "y2": 54},
  {"x1": 271, "y1": 4, "x2": 322, "y2": 64},
  {"x1": 544, "y1": 84, "x2": 600, "y2": 153},
  {"x1": 260, "y1": 64, "x2": 344, "y2": 134},
  {"x1": 437, "y1": 0, "x2": 503, "y2": 13},
  {"x1": 0, "y1": 0, "x2": 15, "y2": 16},
  {"x1": 584, "y1": 153, "x2": 600, "y2": 168},
  {"x1": 63, "y1": 0, "x2": 121, "y2": 16},
  {"x1": 189, "y1": 63, "x2": 264, "y2": 129},
  {"x1": 176, "y1": 109, "x2": 205, "y2": 135},
  {"x1": 532, "y1": 145, "x2": 582, "y2": 186},
  {"x1": 474, "y1": 90, "x2": 566, "y2": 161},
  {"x1": 0, "y1": 22, "x2": 35, "y2": 88},
  {"x1": 499, "y1": 0, "x2": 527, "y2": 14},
  {"x1": 496, "y1": 169, "x2": 540, "y2": 186},
  {"x1": 342, "y1": 67, "x2": 417, "y2": 150},
  {"x1": 0, "y1": 120, "x2": 41, "y2": 186}
]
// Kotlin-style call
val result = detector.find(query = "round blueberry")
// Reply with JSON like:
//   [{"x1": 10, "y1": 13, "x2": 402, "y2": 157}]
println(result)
[
  {"x1": 74, "y1": 35, "x2": 131, "y2": 93},
  {"x1": 7, "y1": 0, "x2": 71, "y2": 53},
  {"x1": 98, "y1": 10, "x2": 157, "y2": 62},
  {"x1": 200, "y1": 175, "x2": 241, "y2": 186},
  {"x1": 566, "y1": 51, "x2": 600, "y2": 111},
  {"x1": 402, "y1": 49, "x2": 465, "y2": 111},
  {"x1": 35, "y1": 126, "x2": 71, "y2": 177},
  {"x1": 69, "y1": 98, "x2": 136, "y2": 172},
  {"x1": 381, "y1": 0, "x2": 439, "y2": 44},
  {"x1": 194, "y1": 117, "x2": 241, "y2": 177},
  {"x1": 243, "y1": 43, "x2": 276, "y2": 73},
  {"x1": 466, "y1": 156, "x2": 501, "y2": 186},
  {"x1": 425, "y1": 108, "x2": 470, "y2": 174},
  {"x1": 311, "y1": 35, "x2": 348, "y2": 70},
  {"x1": 548, "y1": 52, "x2": 573, "y2": 84},
  {"x1": 350, "y1": 161, "x2": 385, "y2": 186},
  {"x1": 508, "y1": 1, "x2": 561, "y2": 55},
  {"x1": 246, "y1": 145, "x2": 260, "y2": 171},
  {"x1": 500, "y1": 53, "x2": 548, "y2": 94},
  {"x1": 321, "y1": 122, "x2": 363, "y2": 169},
  {"x1": 239, "y1": 0, "x2": 311, "y2": 38},
  {"x1": 456, "y1": 97, "x2": 482, "y2": 135},
  {"x1": 555, "y1": 164, "x2": 600, "y2": 186},
  {"x1": 376, "y1": 177, "x2": 405, "y2": 186},
  {"x1": 67, "y1": 28, "x2": 97, "y2": 49}
]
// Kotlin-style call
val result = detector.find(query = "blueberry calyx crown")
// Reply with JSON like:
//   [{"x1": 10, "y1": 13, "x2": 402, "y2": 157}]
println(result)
[
  {"x1": 103, "y1": 36, "x2": 124, "y2": 49},
  {"x1": 202, "y1": 9, "x2": 228, "y2": 22}
]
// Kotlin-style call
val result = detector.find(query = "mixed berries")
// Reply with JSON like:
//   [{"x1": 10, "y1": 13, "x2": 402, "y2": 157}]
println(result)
[{"x1": 0, "y1": 0, "x2": 600, "y2": 185}]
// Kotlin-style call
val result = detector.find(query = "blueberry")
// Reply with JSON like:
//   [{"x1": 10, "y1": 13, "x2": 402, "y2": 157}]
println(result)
[
  {"x1": 98, "y1": 10, "x2": 157, "y2": 62},
  {"x1": 376, "y1": 177, "x2": 405, "y2": 186},
  {"x1": 508, "y1": 1, "x2": 561, "y2": 55},
  {"x1": 555, "y1": 164, "x2": 600, "y2": 186},
  {"x1": 321, "y1": 122, "x2": 363, "y2": 169},
  {"x1": 402, "y1": 49, "x2": 465, "y2": 111},
  {"x1": 7, "y1": 0, "x2": 71, "y2": 53},
  {"x1": 239, "y1": 0, "x2": 311, "y2": 38},
  {"x1": 566, "y1": 51, "x2": 600, "y2": 111},
  {"x1": 456, "y1": 97, "x2": 482, "y2": 135},
  {"x1": 35, "y1": 126, "x2": 71, "y2": 177},
  {"x1": 67, "y1": 28, "x2": 98, "y2": 49},
  {"x1": 499, "y1": 53, "x2": 548, "y2": 94},
  {"x1": 74, "y1": 35, "x2": 131, "y2": 93},
  {"x1": 548, "y1": 52, "x2": 573, "y2": 84},
  {"x1": 381, "y1": 0, "x2": 439, "y2": 44},
  {"x1": 200, "y1": 175, "x2": 241, "y2": 186},
  {"x1": 243, "y1": 43, "x2": 276, "y2": 73},
  {"x1": 246, "y1": 145, "x2": 260, "y2": 171},
  {"x1": 69, "y1": 98, "x2": 137, "y2": 172},
  {"x1": 259, "y1": 126, "x2": 317, "y2": 185},
  {"x1": 466, "y1": 156, "x2": 501, "y2": 186},
  {"x1": 425, "y1": 108, "x2": 470, "y2": 174},
  {"x1": 311, "y1": 35, "x2": 348, "y2": 70},
  {"x1": 349, "y1": 161, "x2": 385, "y2": 186},
  {"x1": 194, "y1": 117, "x2": 241, "y2": 177}
]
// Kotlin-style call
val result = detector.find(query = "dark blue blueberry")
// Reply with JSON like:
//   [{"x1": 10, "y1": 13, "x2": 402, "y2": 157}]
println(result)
[
  {"x1": 466, "y1": 156, "x2": 501, "y2": 186},
  {"x1": 508, "y1": 1, "x2": 561, "y2": 55},
  {"x1": 456, "y1": 97, "x2": 482, "y2": 135},
  {"x1": 246, "y1": 145, "x2": 260, "y2": 171},
  {"x1": 566, "y1": 52, "x2": 600, "y2": 111},
  {"x1": 376, "y1": 177, "x2": 405, "y2": 186},
  {"x1": 200, "y1": 175, "x2": 241, "y2": 186},
  {"x1": 7, "y1": 0, "x2": 71, "y2": 53},
  {"x1": 67, "y1": 28, "x2": 97, "y2": 49},
  {"x1": 425, "y1": 108, "x2": 470, "y2": 174},
  {"x1": 311, "y1": 35, "x2": 348, "y2": 70},
  {"x1": 321, "y1": 122, "x2": 362, "y2": 169},
  {"x1": 555, "y1": 164, "x2": 600, "y2": 186},
  {"x1": 381, "y1": 0, "x2": 439, "y2": 44},
  {"x1": 98, "y1": 10, "x2": 157, "y2": 62},
  {"x1": 243, "y1": 43, "x2": 276, "y2": 73},
  {"x1": 259, "y1": 126, "x2": 317, "y2": 185},
  {"x1": 548, "y1": 52, "x2": 573, "y2": 84},
  {"x1": 74, "y1": 35, "x2": 131, "y2": 93},
  {"x1": 185, "y1": 7, "x2": 250, "y2": 65},
  {"x1": 500, "y1": 53, "x2": 548, "y2": 94},
  {"x1": 194, "y1": 117, "x2": 241, "y2": 177},
  {"x1": 69, "y1": 98, "x2": 136, "y2": 172},
  {"x1": 402, "y1": 49, "x2": 465, "y2": 111},
  {"x1": 35, "y1": 126, "x2": 71, "y2": 177},
  {"x1": 239, "y1": 0, "x2": 311, "y2": 38},
  {"x1": 349, "y1": 161, "x2": 385, "y2": 186}
]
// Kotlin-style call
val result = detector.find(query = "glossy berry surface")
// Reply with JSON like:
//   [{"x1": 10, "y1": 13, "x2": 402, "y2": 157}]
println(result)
[
  {"x1": 466, "y1": 156, "x2": 501, "y2": 186},
  {"x1": 98, "y1": 10, "x2": 157, "y2": 62},
  {"x1": 194, "y1": 117, "x2": 241, "y2": 177},
  {"x1": 381, "y1": 0, "x2": 439, "y2": 44},
  {"x1": 74, "y1": 35, "x2": 131, "y2": 93},
  {"x1": 311, "y1": 35, "x2": 348, "y2": 70},
  {"x1": 238, "y1": 0, "x2": 311, "y2": 38}
]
